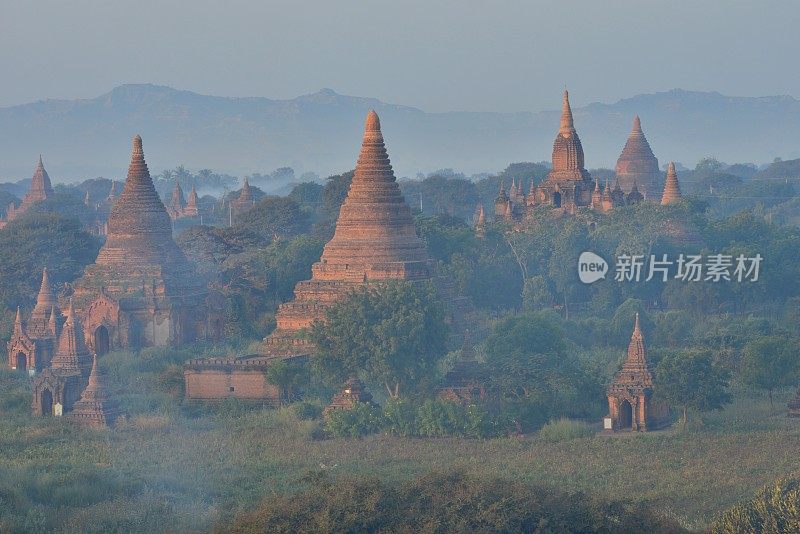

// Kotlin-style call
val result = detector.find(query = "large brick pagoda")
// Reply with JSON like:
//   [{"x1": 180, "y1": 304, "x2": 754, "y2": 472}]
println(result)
[
  {"x1": 184, "y1": 110, "x2": 470, "y2": 403},
  {"x1": 615, "y1": 115, "x2": 662, "y2": 199},
  {"x1": 260, "y1": 109, "x2": 432, "y2": 357},
  {"x1": 71, "y1": 135, "x2": 222, "y2": 353}
]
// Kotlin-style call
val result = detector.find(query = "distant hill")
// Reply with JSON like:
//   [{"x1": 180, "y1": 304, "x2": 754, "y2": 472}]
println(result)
[{"x1": 1, "y1": 84, "x2": 799, "y2": 182}]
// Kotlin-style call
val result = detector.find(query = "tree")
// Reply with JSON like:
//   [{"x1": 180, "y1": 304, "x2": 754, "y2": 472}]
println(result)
[
  {"x1": 484, "y1": 311, "x2": 602, "y2": 430},
  {"x1": 655, "y1": 350, "x2": 731, "y2": 431},
  {"x1": 740, "y1": 336, "x2": 799, "y2": 411},
  {"x1": 712, "y1": 476, "x2": 800, "y2": 534},
  {"x1": 235, "y1": 196, "x2": 309, "y2": 240},
  {"x1": 265, "y1": 359, "x2": 310, "y2": 404},
  {"x1": 310, "y1": 281, "x2": 447, "y2": 398}
]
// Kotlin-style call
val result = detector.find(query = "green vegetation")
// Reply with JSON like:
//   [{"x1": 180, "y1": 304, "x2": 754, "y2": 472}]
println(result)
[{"x1": 711, "y1": 475, "x2": 800, "y2": 533}]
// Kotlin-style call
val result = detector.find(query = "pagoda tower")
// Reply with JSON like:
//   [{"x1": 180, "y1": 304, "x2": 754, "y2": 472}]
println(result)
[
  {"x1": 3, "y1": 156, "x2": 55, "y2": 224},
  {"x1": 168, "y1": 180, "x2": 186, "y2": 219},
  {"x1": 660, "y1": 162, "x2": 682, "y2": 205},
  {"x1": 615, "y1": 116, "x2": 661, "y2": 198},
  {"x1": 7, "y1": 269, "x2": 61, "y2": 372},
  {"x1": 605, "y1": 314, "x2": 669, "y2": 432},
  {"x1": 72, "y1": 136, "x2": 218, "y2": 351},
  {"x1": 32, "y1": 300, "x2": 93, "y2": 416},
  {"x1": 66, "y1": 355, "x2": 124, "y2": 428},
  {"x1": 538, "y1": 90, "x2": 594, "y2": 212},
  {"x1": 231, "y1": 177, "x2": 255, "y2": 215},
  {"x1": 260, "y1": 110, "x2": 432, "y2": 357},
  {"x1": 184, "y1": 185, "x2": 199, "y2": 217}
]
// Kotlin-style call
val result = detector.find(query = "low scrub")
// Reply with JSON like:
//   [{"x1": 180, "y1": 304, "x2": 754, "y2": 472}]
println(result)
[{"x1": 538, "y1": 417, "x2": 596, "y2": 442}]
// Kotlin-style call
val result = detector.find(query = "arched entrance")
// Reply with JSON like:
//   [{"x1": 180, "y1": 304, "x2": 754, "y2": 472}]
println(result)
[
  {"x1": 618, "y1": 399, "x2": 633, "y2": 430},
  {"x1": 94, "y1": 325, "x2": 110, "y2": 356},
  {"x1": 41, "y1": 389, "x2": 53, "y2": 416},
  {"x1": 15, "y1": 352, "x2": 27, "y2": 372},
  {"x1": 552, "y1": 192, "x2": 562, "y2": 208}
]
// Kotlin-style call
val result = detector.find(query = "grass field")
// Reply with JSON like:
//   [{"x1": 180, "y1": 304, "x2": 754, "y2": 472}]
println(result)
[{"x1": 0, "y1": 348, "x2": 797, "y2": 532}]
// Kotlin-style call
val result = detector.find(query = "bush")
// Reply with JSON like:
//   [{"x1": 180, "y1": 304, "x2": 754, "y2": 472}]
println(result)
[
  {"x1": 538, "y1": 418, "x2": 595, "y2": 443},
  {"x1": 712, "y1": 476, "x2": 800, "y2": 533},
  {"x1": 324, "y1": 402, "x2": 384, "y2": 438},
  {"x1": 292, "y1": 401, "x2": 323, "y2": 420},
  {"x1": 383, "y1": 397, "x2": 417, "y2": 437}
]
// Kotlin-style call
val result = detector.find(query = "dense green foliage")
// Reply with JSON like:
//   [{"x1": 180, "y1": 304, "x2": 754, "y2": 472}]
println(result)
[
  {"x1": 311, "y1": 282, "x2": 448, "y2": 398},
  {"x1": 224, "y1": 471, "x2": 686, "y2": 533}
]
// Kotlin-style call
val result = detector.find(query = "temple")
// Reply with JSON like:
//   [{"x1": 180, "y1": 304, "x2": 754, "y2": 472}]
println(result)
[
  {"x1": 7, "y1": 269, "x2": 61, "y2": 373},
  {"x1": 615, "y1": 116, "x2": 661, "y2": 198},
  {"x1": 605, "y1": 314, "x2": 670, "y2": 432},
  {"x1": 230, "y1": 177, "x2": 255, "y2": 216},
  {"x1": 438, "y1": 330, "x2": 487, "y2": 404},
  {"x1": 660, "y1": 162, "x2": 682, "y2": 205},
  {"x1": 184, "y1": 110, "x2": 469, "y2": 402},
  {"x1": 534, "y1": 90, "x2": 595, "y2": 213},
  {"x1": 323, "y1": 378, "x2": 374, "y2": 416},
  {"x1": 71, "y1": 136, "x2": 222, "y2": 353},
  {"x1": 31, "y1": 300, "x2": 93, "y2": 416},
  {"x1": 0, "y1": 156, "x2": 54, "y2": 228}
]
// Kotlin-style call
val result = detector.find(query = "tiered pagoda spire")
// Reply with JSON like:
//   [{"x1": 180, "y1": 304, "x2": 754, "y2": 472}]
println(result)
[
  {"x1": 28, "y1": 155, "x2": 54, "y2": 202},
  {"x1": 261, "y1": 110, "x2": 431, "y2": 356},
  {"x1": 548, "y1": 90, "x2": 589, "y2": 181},
  {"x1": 613, "y1": 313, "x2": 653, "y2": 388},
  {"x1": 26, "y1": 269, "x2": 60, "y2": 339},
  {"x1": 661, "y1": 162, "x2": 682, "y2": 205},
  {"x1": 93, "y1": 135, "x2": 191, "y2": 271},
  {"x1": 66, "y1": 354, "x2": 123, "y2": 428},
  {"x1": 184, "y1": 184, "x2": 199, "y2": 217},
  {"x1": 50, "y1": 300, "x2": 92, "y2": 378}
]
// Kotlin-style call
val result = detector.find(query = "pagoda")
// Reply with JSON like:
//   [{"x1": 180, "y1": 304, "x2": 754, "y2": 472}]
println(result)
[
  {"x1": 231, "y1": 177, "x2": 255, "y2": 215},
  {"x1": 184, "y1": 185, "x2": 200, "y2": 217},
  {"x1": 660, "y1": 162, "x2": 682, "y2": 205},
  {"x1": 1, "y1": 156, "x2": 54, "y2": 227},
  {"x1": 71, "y1": 136, "x2": 221, "y2": 353},
  {"x1": 323, "y1": 377, "x2": 375, "y2": 417},
  {"x1": 66, "y1": 354, "x2": 124, "y2": 428},
  {"x1": 260, "y1": 110, "x2": 431, "y2": 357},
  {"x1": 167, "y1": 180, "x2": 187, "y2": 220},
  {"x1": 32, "y1": 300, "x2": 93, "y2": 416},
  {"x1": 536, "y1": 91, "x2": 595, "y2": 213},
  {"x1": 605, "y1": 314, "x2": 669, "y2": 432},
  {"x1": 7, "y1": 269, "x2": 61, "y2": 372},
  {"x1": 615, "y1": 116, "x2": 661, "y2": 198}
]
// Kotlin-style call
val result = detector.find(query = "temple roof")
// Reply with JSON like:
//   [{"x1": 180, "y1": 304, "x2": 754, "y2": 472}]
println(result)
[
  {"x1": 548, "y1": 90, "x2": 590, "y2": 182},
  {"x1": 616, "y1": 116, "x2": 659, "y2": 171},
  {"x1": 661, "y1": 162, "x2": 682, "y2": 205},
  {"x1": 50, "y1": 299, "x2": 92, "y2": 377},
  {"x1": 27, "y1": 155, "x2": 54, "y2": 202},
  {"x1": 611, "y1": 313, "x2": 654, "y2": 390}
]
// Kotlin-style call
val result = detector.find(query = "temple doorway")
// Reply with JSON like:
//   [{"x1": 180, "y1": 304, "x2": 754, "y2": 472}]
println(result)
[
  {"x1": 94, "y1": 325, "x2": 110, "y2": 356},
  {"x1": 41, "y1": 389, "x2": 53, "y2": 416},
  {"x1": 619, "y1": 400, "x2": 633, "y2": 430},
  {"x1": 552, "y1": 192, "x2": 562, "y2": 208},
  {"x1": 15, "y1": 352, "x2": 26, "y2": 372}
]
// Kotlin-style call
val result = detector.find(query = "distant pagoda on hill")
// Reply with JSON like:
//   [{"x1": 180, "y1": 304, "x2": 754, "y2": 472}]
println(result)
[
  {"x1": 71, "y1": 135, "x2": 223, "y2": 353},
  {"x1": 0, "y1": 156, "x2": 54, "y2": 228}
]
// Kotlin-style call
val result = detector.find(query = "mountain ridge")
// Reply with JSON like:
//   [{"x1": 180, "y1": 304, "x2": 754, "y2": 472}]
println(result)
[{"x1": 1, "y1": 84, "x2": 798, "y2": 181}]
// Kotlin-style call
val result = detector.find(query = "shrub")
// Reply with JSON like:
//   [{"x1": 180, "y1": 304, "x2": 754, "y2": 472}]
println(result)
[
  {"x1": 383, "y1": 397, "x2": 417, "y2": 437},
  {"x1": 538, "y1": 418, "x2": 595, "y2": 443},
  {"x1": 712, "y1": 476, "x2": 800, "y2": 533},
  {"x1": 415, "y1": 399, "x2": 467, "y2": 437},
  {"x1": 292, "y1": 401, "x2": 323, "y2": 420},
  {"x1": 325, "y1": 402, "x2": 384, "y2": 438}
]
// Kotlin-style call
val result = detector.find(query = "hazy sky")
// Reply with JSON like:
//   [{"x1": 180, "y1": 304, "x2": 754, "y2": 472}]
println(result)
[{"x1": 1, "y1": 0, "x2": 798, "y2": 112}]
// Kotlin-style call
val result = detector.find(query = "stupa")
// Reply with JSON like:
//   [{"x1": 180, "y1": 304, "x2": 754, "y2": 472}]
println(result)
[
  {"x1": 660, "y1": 162, "x2": 682, "y2": 205},
  {"x1": 260, "y1": 110, "x2": 431, "y2": 356},
  {"x1": 605, "y1": 314, "x2": 669, "y2": 432},
  {"x1": 167, "y1": 180, "x2": 187, "y2": 220},
  {"x1": 615, "y1": 116, "x2": 661, "y2": 198},
  {"x1": 537, "y1": 91, "x2": 595, "y2": 213},
  {"x1": 66, "y1": 355, "x2": 124, "y2": 428},
  {"x1": 184, "y1": 111, "x2": 464, "y2": 403},
  {"x1": 1, "y1": 156, "x2": 55, "y2": 227},
  {"x1": 71, "y1": 136, "x2": 221, "y2": 352}
]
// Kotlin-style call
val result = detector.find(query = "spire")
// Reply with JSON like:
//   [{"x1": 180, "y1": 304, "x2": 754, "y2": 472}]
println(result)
[
  {"x1": 632, "y1": 115, "x2": 642, "y2": 134},
  {"x1": 504, "y1": 200, "x2": 513, "y2": 221},
  {"x1": 107, "y1": 181, "x2": 117, "y2": 200},
  {"x1": 615, "y1": 115, "x2": 660, "y2": 198},
  {"x1": 661, "y1": 162, "x2": 682, "y2": 205},
  {"x1": 594, "y1": 179, "x2": 600, "y2": 192},
  {"x1": 27, "y1": 155, "x2": 54, "y2": 201},
  {"x1": 50, "y1": 298, "x2": 92, "y2": 377},
  {"x1": 48, "y1": 305, "x2": 58, "y2": 337},
  {"x1": 84, "y1": 191, "x2": 90, "y2": 206},
  {"x1": 559, "y1": 89, "x2": 576, "y2": 136},
  {"x1": 477, "y1": 204, "x2": 485, "y2": 226},
  {"x1": 13, "y1": 306, "x2": 23, "y2": 335},
  {"x1": 66, "y1": 353, "x2": 123, "y2": 428},
  {"x1": 365, "y1": 109, "x2": 380, "y2": 131},
  {"x1": 625, "y1": 313, "x2": 648, "y2": 368},
  {"x1": 170, "y1": 180, "x2": 186, "y2": 210},
  {"x1": 32, "y1": 268, "x2": 57, "y2": 318}
]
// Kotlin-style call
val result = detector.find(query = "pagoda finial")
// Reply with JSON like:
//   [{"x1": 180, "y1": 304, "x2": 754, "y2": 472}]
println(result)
[
  {"x1": 48, "y1": 305, "x2": 58, "y2": 336},
  {"x1": 632, "y1": 115, "x2": 642, "y2": 134},
  {"x1": 365, "y1": 109, "x2": 381, "y2": 132},
  {"x1": 634, "y1": 312, "x2": 641, "y2": 333},
  {"x1": 133, "y1": 135, "x2": 143, "y2": 154},
  {"x1": 65, "y1": 298, "x2": 75, "y2": 325},
  {"x1": 661, "y1": 161, "x2": 682, "y2": 205},
  {"x1": 594, "y1": 179, "x2": 600, "y2": 192},
  {"x1": 559, "y1": 89, "x2": 575, "y2": 136},
  {"x1": 477, "y1": 203, "x2": 485, "y2": 226},
  {"x1": 13, "y1": 306, "x2": 22, "y2": 333}
]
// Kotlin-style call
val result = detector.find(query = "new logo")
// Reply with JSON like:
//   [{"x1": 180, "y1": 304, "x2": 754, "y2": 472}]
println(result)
[{"x1": 578, "y1": 251, "x2": 608, "y2": 284}]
